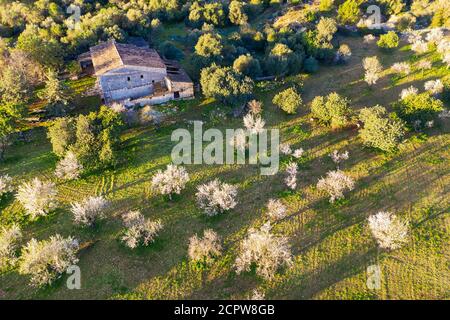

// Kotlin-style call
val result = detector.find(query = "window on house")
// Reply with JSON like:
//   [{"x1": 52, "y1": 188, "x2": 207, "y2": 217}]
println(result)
[
  {"x1": 127, "y1": 77, "x2": 131, "y2": 81},
  {"x1": 141, "y1": 75, "x2": 144, "y2": 79}
]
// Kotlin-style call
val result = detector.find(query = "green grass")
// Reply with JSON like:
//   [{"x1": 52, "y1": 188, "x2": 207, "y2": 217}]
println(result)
[{"x1": 0, "y1": 36, "x2": 449, "y2": 300}]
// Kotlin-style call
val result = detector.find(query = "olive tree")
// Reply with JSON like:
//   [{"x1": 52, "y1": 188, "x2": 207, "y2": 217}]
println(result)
[
  {"x1": 311, "y1": 92, "x2": 352, "y2": 128},
  {"x1": 358, "y1": 105, "x2": 405, "y2": 152},
  {"x1": 272, "y1": 88, "x2": 302, "y2": 115}
]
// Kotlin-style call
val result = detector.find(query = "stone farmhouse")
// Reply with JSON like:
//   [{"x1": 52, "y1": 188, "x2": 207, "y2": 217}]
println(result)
[{"x1": 78, "y1": 39, "x2": 194, "y2": 106}]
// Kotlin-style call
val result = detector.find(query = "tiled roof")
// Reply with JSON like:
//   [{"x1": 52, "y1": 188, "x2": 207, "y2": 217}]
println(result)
[
  {"x1": 164, "y1": 59, "x2": 193, "y2": 84},
  {"x1": 90, "y1": 40, "x2": 166, "y2": 75}
]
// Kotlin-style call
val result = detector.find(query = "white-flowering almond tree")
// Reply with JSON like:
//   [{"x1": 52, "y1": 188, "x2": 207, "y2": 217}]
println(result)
[
  {"x1": 71, "y1": 196, "x2": 108, "y2": 227},
  {"x1": 55, "y1": 151, "x2": 83, "y2": 180},
  {"x1": 317, "y1": 170, "x2": 355, "y2": 203},
  {"x1": 18, "y1": 235, "x2": 79, "y2": 287},
  {"x1": 235, "y1": 222, "x2": 292, "y2": 279},
  {"x1": 151, "y1": 165, "x2": 189, "y2": 199},
  {"x1": 196, "y1": 179, "x2": 238, "y2": 216},
  {"x1": 16, "y1": 178, "x2": 57, "y2": 220},
  {"x1": 284, "y1": 162, "x2": 298, "y2": 190},
  {"x1": 0, "y1": 174, "x2": 13, "y2": 198},
  {"x1": 266, "y1": 199, "x2": 287, "y2": 220},
  {"x1": 363, "y1": 56, "x2": 383, "y2": 86},
  {"x1": 121, "y1": 210, "x2": 163, "y2": 249},
  {"x1": 0, "y1": 224, "x2": 22, "y2": 271},
  {"x1": 188, "y1": 229, "x2": 222, "y2": 263},
  {"x1": 368, "y1": 211, "x2": 409, "y2": 250},
  {"x1": 243, "y1": 113, "x2": 265, "y2": 134},
  {"x1": 329, "y1": 150, "x2": 349, "y2": 169}
]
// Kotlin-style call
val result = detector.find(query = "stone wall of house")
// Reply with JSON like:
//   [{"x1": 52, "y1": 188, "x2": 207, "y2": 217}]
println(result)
[
  {"x1": 100, "y1": 66, "x2": 166, "y2": 101},
  {"x1": 125, "y1": 92, "x2": 176, "y2": 107}
]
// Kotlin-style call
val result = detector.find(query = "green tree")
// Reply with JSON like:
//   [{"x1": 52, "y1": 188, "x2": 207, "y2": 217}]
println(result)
[
  {"x1": 47, "y1": 117, "x2": 77, "y2": 158},
  {"x1": 338, "y1": 0, "x2": 361, "y2": 25},
  {"x1": 311, "y1": 92, "x2": 352, "y2": 128},
  {"x1": 395, "y1": 92, "x2": 444, "y2": 123},
  {"x1": 200, "y1": 64, "x2": 254, "y2": 105},
  {"x1": 38, "y1": 70, "x2": 73, "y2": 116},
  {"x1": 377, "y1": 31, "x2": 399, "y2": 49},
  {"x1": 316, "y1": 17, "x2": 337, "y2": 44},
  {"x1": 16, "y1": 25, "x2": 63, "y2": 68},
  {"x1": 265, "y1": 43, "x2": 303, "y2": 76},
  {"x1": 272, "y1": 88, "x2": 303, "y2": 114},
  {"x1": 195, "y1": 33, "x2": 223, "y2": 58},
  {"x1": 0, "y1": 67, "x2": 31, "y2": 105},
  {"x1": 229, "y1": 1, "x2": 248, "y2": 25},
  {"x1": 233, "y1": 54, "x2": 261, "y2": 79},
  {"x1": 358, "y1": 106, "x2": 405, "y2": 152},
  {"x1": 0, "y1": 102, "x2": 26, "y2": 160}
]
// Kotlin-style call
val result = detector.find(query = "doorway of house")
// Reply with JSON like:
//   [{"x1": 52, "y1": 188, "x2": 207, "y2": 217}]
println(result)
[{"x1": 174, "y1": 91, "x2": 180, "y2": 99}]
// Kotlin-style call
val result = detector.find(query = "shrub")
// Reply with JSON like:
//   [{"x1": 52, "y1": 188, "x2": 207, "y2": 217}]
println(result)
[
  {"x1": 368, "y1": 211, "x2": 408, "y2": 250},
  {"x1": 55, "y1": 151, "x2": 83, "y2": 180},
  {"x1": 377, "y1": 31, "x2": 399, "y2": 49},
  {"x1": 335, "y1": 44, "x2": 352, "y2": 63},
  {"x1": 71, "y1": 196, "x2": 108, "y2": 227},
  {"x1": 395, "y1": 92, "x2": 444, "y2": 123},
  {"x1": 243, "y1": 113, "x2": 265, "y2": 134},
  {"x1": 19, "y1": 235, "x2": 79, "y2": 287},
  {"x1": 272, "y1": 88, "x2": 302, "y2": 114},
  {"x1": 196, "y1": 179, "x2": 238, "y2": 216},
  {"x1": 358, "y1": 105, "x2": 405, "y2": 152},
  {"x1": 284, "y1": 162, "x2": 298, "y2": 190},
  {"x1": 266, "y1": 199, "x2": 287, "y2": 220},
  {"x1": 303, "y1": 56, "x2": 319, "y2": 73},
  {"x1": 0, "y1": 224, "x2": 22, "y2": 271},
  {"x1": 159, "y1": 41, "x2": 184, "y2": 60},
  {"x1": 188, "y1": 229, "x2": 222, "y2": 262},
  {"x1": 317, "y1": 170, "x2": 355, "y2": 203},
  {"x1": 250, "y1": 289, "x2": 266, "y2": 300},
  {"x1": 0, "y1": 174, "x2": 13, "y2": 198},
  {"x1": 338, "y1": 0, "x2": 361, "y2": 24},
  {"x1": 311, "y1": 92, "x2": 352, "y2": 128},
  {"x1": 151, "y1": 165, "x2": 189, "y2": 199},
  {"x1": 121, "y1": 210, "x2": 163, "y2": 249},
  {"x1": 233, "y1": 54, "x2": 261, "y2": 79},
  {"x1": 16, "y1": 178, "x2": 57, "y2": 220},
  {"x1": 363, "y1": 34, "x2": 376, "y2": 43},
  {"x1": 235, "y1": 222, "x2": 292, "y2": 279}
]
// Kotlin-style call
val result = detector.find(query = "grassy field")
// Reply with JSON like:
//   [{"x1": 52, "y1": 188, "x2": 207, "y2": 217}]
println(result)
[{"x1": 0, "y1": 35, "x2": 449, "y2": 300}]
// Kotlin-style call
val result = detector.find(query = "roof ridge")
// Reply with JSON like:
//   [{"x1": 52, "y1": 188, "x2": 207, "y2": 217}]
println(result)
[{"x1": 110, "y1": 39, "x2": 124, "y2": 67}]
